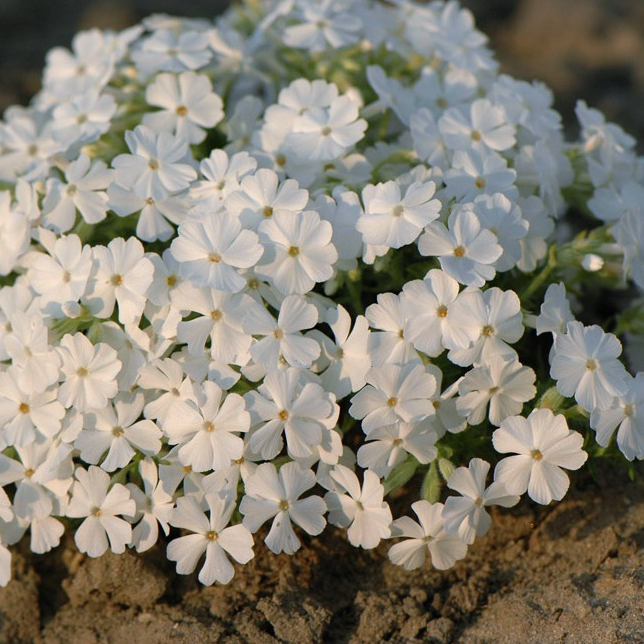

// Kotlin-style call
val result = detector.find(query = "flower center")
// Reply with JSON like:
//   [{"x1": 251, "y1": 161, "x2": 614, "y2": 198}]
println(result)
[
  {"x1": 76, "y1": 113, "x2": 88, "y2": 124},
  {"x1": 453, "y1": 245, "x2": 466, "y2": 257},
  {"x1": 62, "y1": 270, "x2": 72, "y2": 283},
  {"x1": 471, "y1": 129, "x2": 482, "y2": 142},
  {"x1": 273, "y1": 328, "x2": 284, "y2": 339},
  {"x1": 482, "y1": 325, "x2": 494, "y2": 336},
  {"x1": 203, "y1": 421, "x2": 215, "y2": 433},
  {"x1": 76, "y1": 367, "x2": 89, "y2": 378},
  {"x1": 167, "y1": 275, "x2": 177, "y2": 287},
  {"x1": 531, "y1": 449, "x2": 543, "y2": 461},
  {"x1": 278, "y1": 409, "x2": 289, "y2": 421},
  {"x1": 279, "y1": 499, "x2": 290, "y2": 512},
  {"x1": 387, "y1": 396, "x2": 397, "y2": 407},
  {"x1": 206, "y1": 530, "x2": 219, "y2": 541},
  {"x1": 392, "y1": 204, "x2": 405, "y2": 218},
  {"x1": 24, "y1": 468, "x2": 35, "y2": 478},
  {"x1": 148, "y1": 158, "x2": 159, "y2": 170},
  {"x1": 112, "y1": 426, "x2": 124, "y2": 437},
  {"x1": 624, "y1": 403, "x2": 635, "y2": 417},
  {"x1": 176, "y1": 105, "x2": 188, "y2": 116},
  {"x1": 586, "y1": 359, "x2": 598, "y2": 371},
  {"x1": 91, "y1": 507, "x2": 103, "y2": 517},
  {"x1": 263, "y1": 206, "x2": 274, "y2": 217},
  {"x1": 321, "y1": 126, "x2": 332, "y2": 136},
  {"x1": 111, "y1": 274, "x2": 123, "y2": 286},
  {"x1": 474, "y1": 176, "x2": 486, "y2": 189},
  {"x1": 210, "y1": 309, "x2": 222, "y2": 321},
  {"x1": 436, "y1": 304, "x2": 448, "y2": 318},
  {"x1": 208, "y1": 253, "x2": 222, "y2": 263},
  {"x1": 19, "y1": 402, "x2": 30, "y2": 414},
  {"x1": 288, "y1": 246, "x2": 300, "y2": 257},
  {"x1": 183, "y1": 465, "x2": 192, "y2": 473}
]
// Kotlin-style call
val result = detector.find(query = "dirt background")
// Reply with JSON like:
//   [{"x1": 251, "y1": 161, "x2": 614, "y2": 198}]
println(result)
[{"x1": 1, "y1": 1, "x2": 644, "y2": 642}]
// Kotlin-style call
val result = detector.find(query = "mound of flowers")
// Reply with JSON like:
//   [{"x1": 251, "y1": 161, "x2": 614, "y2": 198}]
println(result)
[{"x1": 0, "y1": 0, "x2": 642, "y2": 585}]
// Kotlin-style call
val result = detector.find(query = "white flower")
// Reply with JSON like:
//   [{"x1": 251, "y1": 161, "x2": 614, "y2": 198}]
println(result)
[
  {"x1": 357, "y1": 420, "x2": 437, "y2": 478},
  {"x1": 143, "y1": 71, "x2": 224, "y2": 144},
  {"x1": 365, "y1": 292, "x2": 420, "y2": 367},
  {"x1": 74, "y1": 393, "x2": 162, "y2": 472},
  {"x1": 243, "y1": 295, "x2": 321, "y2": 370},
  {"x1": 357, "y1": 180, "x2": 441, "y2": 249},
  {"x1": 4, "y1": 311, "x2": 61, "y2": 394},
  {"x1": 167, "y1": 492, "x2": 253, "y2": 586},
  {"x1": 107, "y1": 184, "x2": 186, "y2": 243},
  {"x1": 443, "y1": 458, "x2": 519, "y2": 545},
  {"x1": 66, "y1": 465, "x2": 135, "y2": 557},
  {"x1": 225, "y1": 169, "x2": 308, "y2": 231},
  {"x1": 283, "y1": 0, "x2": 362, "y2": 53},
  {"x1": 456, "y1": 357, "x2": 536, "y2": 427},
  {"x1": 244, "y1": 367, "x2": 336, "y2": 461},
  {"x1": 29, "y1": 231, "x2": 93, "y2": 317},
  {"x1": 536, "y1": 283, "x2": 574, "y2": 337},
  {"x1": 439, "y1": 98, "x2": 515, "y2": 153},
  {"x1": 388, "y1": 501, "x2": 468, "y2": 570},
  {"x1": 137, "y1": 357, "x2": 196, "y2": 424},
  {"x1": 325, "y1": 465, "x2": 392, "y2": 549},
  {"x1": 400, "y1": 269, "x2": 460, "y2": 358},
  {"x1": 56, "y1": 333, "x2": 121, "y2": 412},
  {"x1": 190, "y1": 150, "x2": 257, "y2": 210},
  {"x1": 171, "y1": 211, "x2": 263, "y2": 292},
  {"x1": 444, "y1": 287, "x2": 523, "y2": 367},
  {"x1": 133, "y1": 28, "x2": 211, "y2": 76},
  {"x1": 493, "y1": 408, "x2": 588, "y2": 505},
  {"x1": 112, "y1": 125, "x2": 197, "y2": 203},
  {"x1": 86, "y1": 236, "x2": 155, "y2": 324},
  {"x1": 590, "y1": 372, "x2": 644, "y2": 461},
  {"x1": 308, "y1": 304, "x2": 371, "y2": 400},
  {"x1": 0, "y1": 368, "x2": 65, "y2": 448},
  {"x1": 163, "y1": 380, "x2": 250, "y2": 473},
  {"x1": 240, "y1": 462, "x2": 326, "y2": 555},
  {"x1": 42, "y1": 154, "x2": 112, "y2": 232},
  {"x1": 551, "y1": 321, "x2": 628, "y2": 412},
  {"x1": 418, "y1": 208, "x2": 502, "y2": 287},
  {"x1": 349, "y1": 363, "x2": 436, "y2": 434},
  {"x1": 50, "y1": 90, "x2": 117, "y2": 145},
  {"x1": 443, "y1": 149, "x2": 517, "y2": 202},
  {"x1": 256, "y1": 210, "x2": 338, "y2": 296},
  {"x1": 467, "y1": 193, "x2": 528, "y2": 272},
  {"x1": 0, "y1": 440, "x2": 72, "y2": 526},
  {"x1": 613, "y1": 210, "x2": 644, "y2": 290},
  {"x1": 0, "y1": 191, "x2": 30, "y2": 276},
  {"x1": 127, "y1": 458, "x2": 174, "y2": 553},
  {"x1": 173, "y1": 283, "x2": 254, "y2": 364},
  {"x1": 285, "y1": 95, "x2": 367, "y2": 161}
]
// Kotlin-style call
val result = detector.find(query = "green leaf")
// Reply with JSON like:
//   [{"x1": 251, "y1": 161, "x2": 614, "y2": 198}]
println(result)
[
  {"x1": 383, "y1": 456, "x2": 419, "y2": 495},
  {"x1": 420, "y1": 460, "x2": 441, "y2": 504}
]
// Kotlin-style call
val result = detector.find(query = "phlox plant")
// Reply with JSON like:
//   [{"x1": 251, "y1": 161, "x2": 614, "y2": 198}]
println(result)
[{"x1": 0, "y1": 0, "x2": 642, "y2": 587}]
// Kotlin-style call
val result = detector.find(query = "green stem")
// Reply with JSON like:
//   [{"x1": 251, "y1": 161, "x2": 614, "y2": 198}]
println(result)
[{"x1": 522, "y1": 244, "x2": 557, "y2": 302}]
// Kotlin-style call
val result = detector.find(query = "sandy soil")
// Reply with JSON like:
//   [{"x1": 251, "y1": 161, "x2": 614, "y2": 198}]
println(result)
[
  {"x1": 1, "y1": 1, "x2": 644, "y2": 642},
  {"x1": 2, "y1": 466, "x2": 643, "y2": 643}
]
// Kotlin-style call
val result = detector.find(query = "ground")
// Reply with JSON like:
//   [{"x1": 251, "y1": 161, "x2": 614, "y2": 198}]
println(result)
[{"x1": 1, "y1": 1, "x2": 643, "y2": 642}]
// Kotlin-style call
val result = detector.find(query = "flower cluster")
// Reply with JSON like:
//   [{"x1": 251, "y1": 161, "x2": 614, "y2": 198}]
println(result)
[{"x1": 0, "y1": 0, "x2": 641, "y2": 586}]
